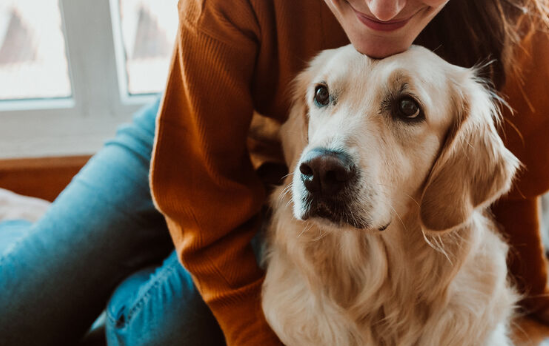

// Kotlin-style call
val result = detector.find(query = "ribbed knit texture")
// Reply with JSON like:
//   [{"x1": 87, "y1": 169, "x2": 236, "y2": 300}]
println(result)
[
  {"x1": 494, "y1": 26, "x2": 549, "y2": 313},
  {"x1": 150, "y1": 0, "x2": 549, "y2": 344}
]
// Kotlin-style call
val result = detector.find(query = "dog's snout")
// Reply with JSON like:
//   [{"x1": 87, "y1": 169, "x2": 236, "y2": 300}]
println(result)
[{"x1": 299, "y1": 148, "x2": 356, "y2": 195}]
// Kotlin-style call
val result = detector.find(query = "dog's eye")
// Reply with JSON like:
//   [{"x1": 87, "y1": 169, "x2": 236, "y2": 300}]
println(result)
[
  {"x1": 397, "y1": 97, "x2": 422, "y2": 121},
  {"x1": 314, "y1": 85, "x2": 330, "y2": 107}
]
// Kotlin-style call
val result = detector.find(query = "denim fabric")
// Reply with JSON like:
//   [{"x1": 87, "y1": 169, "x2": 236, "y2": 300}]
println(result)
[{"x1": 0, "y1": 99, "x2": 224, "y2": 346}]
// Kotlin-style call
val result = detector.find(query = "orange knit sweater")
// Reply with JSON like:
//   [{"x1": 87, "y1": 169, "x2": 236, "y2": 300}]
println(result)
[{"x1": 150, "y1": 0, "x2": 549, "y2": 345}]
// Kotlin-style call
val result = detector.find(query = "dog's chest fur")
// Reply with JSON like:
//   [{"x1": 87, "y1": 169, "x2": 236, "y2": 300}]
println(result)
[{"x1": 262, "y1": 190, "x2": 516, "y2": 346}]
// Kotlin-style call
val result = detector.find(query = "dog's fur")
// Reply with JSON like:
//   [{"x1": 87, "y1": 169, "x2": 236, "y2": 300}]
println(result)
[{"x1": 261, "y1": 45, "x2": 520, "y2": 346}]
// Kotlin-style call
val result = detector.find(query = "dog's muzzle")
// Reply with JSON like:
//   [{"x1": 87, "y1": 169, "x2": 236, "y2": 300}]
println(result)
[
  {"x1": 298, "y1": 148, "x2": 364, "y2": 227},
  {"x1": 299, "y1": 148, "x2": 356, "y2": 195}
]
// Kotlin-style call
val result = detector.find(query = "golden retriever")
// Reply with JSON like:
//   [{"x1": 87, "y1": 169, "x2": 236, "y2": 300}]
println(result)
[{"x1": 261, "y1": 45, "x2": 520, "y2": 346}]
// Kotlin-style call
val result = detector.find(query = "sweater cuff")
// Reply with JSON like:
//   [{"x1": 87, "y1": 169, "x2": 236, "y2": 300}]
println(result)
[{"x1": 205, "y1": 276, "x2": 282, "y2": 346}]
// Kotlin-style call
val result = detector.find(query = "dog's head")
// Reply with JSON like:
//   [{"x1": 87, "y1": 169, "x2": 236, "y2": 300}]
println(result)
[{"x1": 282, "y1": 45, "x2": 519, "y2": 234}]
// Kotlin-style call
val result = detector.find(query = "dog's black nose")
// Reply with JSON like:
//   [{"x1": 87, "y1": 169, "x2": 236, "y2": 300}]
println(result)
[{"x1": 299, "y1": 148, "x2": 356, "y2": 195}]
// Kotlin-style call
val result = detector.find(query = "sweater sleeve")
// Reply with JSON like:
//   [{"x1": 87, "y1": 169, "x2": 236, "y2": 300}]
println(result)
[
  {"x1": 150, "y1": 1, "x2": 281, "y2": 345},
  {"x1": 492, "y1": 26, "x2": 549, "y2": 312}
]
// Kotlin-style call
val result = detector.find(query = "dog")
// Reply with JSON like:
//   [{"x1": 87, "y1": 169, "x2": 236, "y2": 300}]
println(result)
[{"x1": 261, "y1": 45, "x2": 520, "y2": 346}]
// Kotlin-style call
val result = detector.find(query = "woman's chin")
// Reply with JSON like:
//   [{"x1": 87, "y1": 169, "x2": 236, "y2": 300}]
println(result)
[{"x1": 350, "y1": 38, "x2": 411, "y2": 58}]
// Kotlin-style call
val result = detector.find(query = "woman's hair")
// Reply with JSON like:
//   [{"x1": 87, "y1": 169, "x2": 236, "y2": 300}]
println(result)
[{"x1": 415, "y1": 0, "x2": 549, "y2": 90}]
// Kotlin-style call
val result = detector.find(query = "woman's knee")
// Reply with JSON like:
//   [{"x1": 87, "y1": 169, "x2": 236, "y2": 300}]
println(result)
[
  {"x1": 105, "y1": 251, "x2": 225, "y2": 346},
  {"x1": 103, "y1": 97, "x2": 161, "y2": 165}
]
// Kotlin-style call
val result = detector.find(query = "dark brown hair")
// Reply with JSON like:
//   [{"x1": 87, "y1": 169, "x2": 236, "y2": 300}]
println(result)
[{"x1": 415, "y1": 0, "x2": 549, "y2": 90}]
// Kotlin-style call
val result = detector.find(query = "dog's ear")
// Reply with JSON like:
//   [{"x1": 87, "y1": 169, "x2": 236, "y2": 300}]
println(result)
[{"x1": 419, "y1": 71, "x2": 520, "y2": 233}]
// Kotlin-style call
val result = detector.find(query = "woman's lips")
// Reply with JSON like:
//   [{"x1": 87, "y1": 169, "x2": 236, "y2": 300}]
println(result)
[{"x1": 352, "y1": 9, "x2": 412, "y2": 32}]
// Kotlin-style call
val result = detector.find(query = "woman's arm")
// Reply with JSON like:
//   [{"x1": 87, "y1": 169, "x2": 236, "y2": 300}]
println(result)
[
  {"x1": 150, "y1": 1, "x2": 281, "y2": 344},
  {"x1": 493, "y1": 25, "x2": 549, "y2": 316}
]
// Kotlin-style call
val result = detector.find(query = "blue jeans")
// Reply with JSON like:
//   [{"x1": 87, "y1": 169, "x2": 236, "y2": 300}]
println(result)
[{"x1": 0, "y1": 99, "x2": 226, "y2": 346}]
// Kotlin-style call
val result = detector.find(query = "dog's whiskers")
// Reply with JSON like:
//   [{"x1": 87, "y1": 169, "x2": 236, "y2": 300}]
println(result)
[
  {"x1": 375, "y1": 196, "x2": 408, "y2": 233},
  {"x1": 279, "y1": 182, "x2": 293, "y2": 199},
  {"x1": 421, "y1": 231, "x2": 454, "y2": 265},
  {"x1": 280, "y1": 171, "x2": 294, "y2": 180},
  {"x1": 284, "y1": 199, "x2": 294, "y2": 209},
  {"x1": 278, "y1": 182, "x2": 294, "y2": 208},
  {"x1": 446, "y1": 227, "x2": 472, "y2": 246},
  {"x1": 387, "y1": 203, "x2": 408, "y2": 233},
  {"x1": 349, "y1": 208, "x2": 360, "y2": 229},
  {"x1": 297, "y1": 223, "x2": 313, "y2": 239},
  {"x1": 312, "y1": 228, "x2": 328, "y2": 242}
]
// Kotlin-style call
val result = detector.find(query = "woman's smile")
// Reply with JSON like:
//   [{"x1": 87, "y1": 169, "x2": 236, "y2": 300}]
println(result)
[
  {"x1": 350, "y1": 4, "x2": 426, "y2": 32},
  {"x1": 324, "y1": 0, "x2": 448, "y2": 57}
]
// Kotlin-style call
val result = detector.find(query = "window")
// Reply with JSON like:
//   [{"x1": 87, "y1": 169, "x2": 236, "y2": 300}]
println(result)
[
  {"x1": 0, "y1": 0, "x2": 178, "y2": 159},
  {"x1": 117, "y1": 0, "x2": 178, "y2": 95},
  {"x1": 0, "y1": 0, "x2": 71, "y2": 100}
]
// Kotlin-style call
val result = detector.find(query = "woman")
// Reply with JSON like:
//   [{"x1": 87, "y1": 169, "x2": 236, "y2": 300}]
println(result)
[{"x1": 1, "y1": 1, "x2": 548, "y2": 345}]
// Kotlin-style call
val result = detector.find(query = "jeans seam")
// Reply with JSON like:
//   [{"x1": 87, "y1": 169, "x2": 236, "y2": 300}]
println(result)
[{"x1": 108, "y1": 259, "x2": 179, "y2": 328}]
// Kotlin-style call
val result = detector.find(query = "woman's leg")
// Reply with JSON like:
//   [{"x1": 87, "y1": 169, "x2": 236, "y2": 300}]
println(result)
[
  {"x1": 103, "y1": 225, "x2": 270, "y2": 346},
  {"x1": 0, "y1": 99, "x2": 177, "y2": 345},
  {"x1": 105, "y1": 251, "x2": 225, "y2": 346}
]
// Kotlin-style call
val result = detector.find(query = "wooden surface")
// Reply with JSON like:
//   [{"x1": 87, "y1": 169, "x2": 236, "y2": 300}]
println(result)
[{"x1": 0, "y1": 155, "x2": 90, "y2": 202}]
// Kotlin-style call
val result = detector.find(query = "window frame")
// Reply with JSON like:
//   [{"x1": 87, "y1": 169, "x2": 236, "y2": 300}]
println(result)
[{"x1": 0, "y1": 0, "x2": 159, "y2": 159}]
